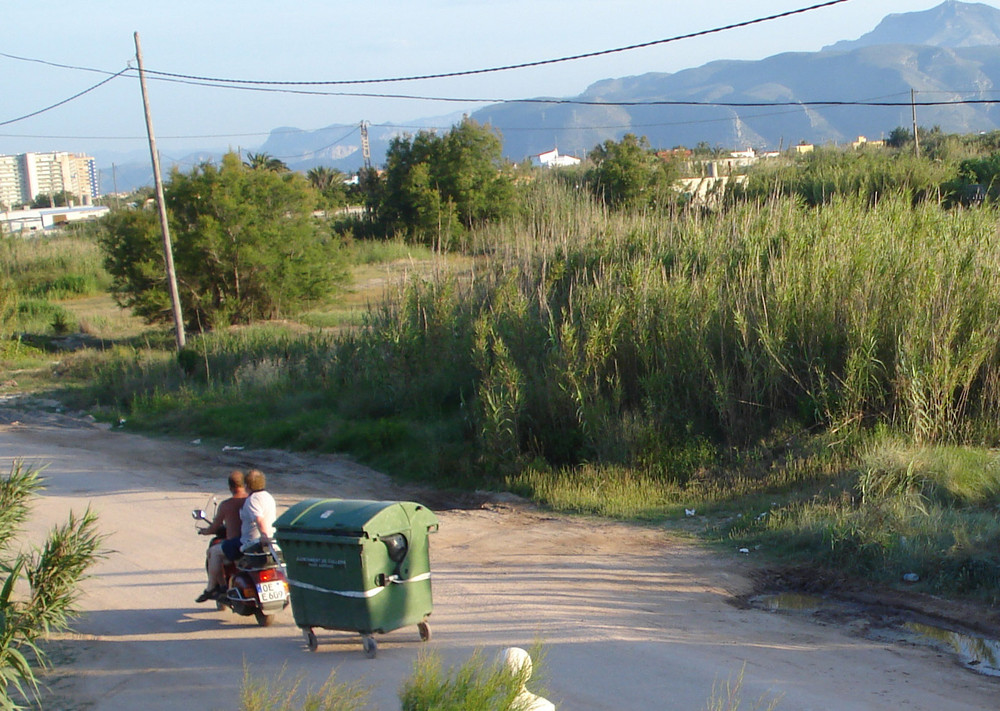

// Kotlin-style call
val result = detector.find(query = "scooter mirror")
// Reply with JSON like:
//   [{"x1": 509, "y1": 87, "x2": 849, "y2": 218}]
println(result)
[{"x1": 191, "y1": 509, "x2": 208, "y2": 521}]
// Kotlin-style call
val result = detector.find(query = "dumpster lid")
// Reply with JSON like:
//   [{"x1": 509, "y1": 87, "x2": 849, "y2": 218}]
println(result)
[{"x1": 275, "y1": 498, "x2": 438, "y2": 537}]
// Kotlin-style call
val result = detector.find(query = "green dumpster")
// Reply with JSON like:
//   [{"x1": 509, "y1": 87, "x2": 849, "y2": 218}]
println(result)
[{"x1": 274, "y1": 498, "x2": 438, "y2": 658}]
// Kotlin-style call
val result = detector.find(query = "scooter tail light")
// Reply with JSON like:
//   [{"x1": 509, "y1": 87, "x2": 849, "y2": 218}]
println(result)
[{"x1": 258, "y1": 569, "x2": 275, "y2": 582}]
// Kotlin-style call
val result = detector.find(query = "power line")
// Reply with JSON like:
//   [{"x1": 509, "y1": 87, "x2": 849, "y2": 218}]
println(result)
[
  {"x1": 264, "y1": 125, "x2": 361, "y2": 161},
  {"x1": 136, "y1": 0, "x2": 854, "y2": 87},
  {"x1": 117, "y1": 73, "x2": 1000, "y2": 108},
  {"x1": 5, "y1": 93, "x2": 1000, "y2": 146},
  {"x1": 0, "y1": 51, "x2": 120, "y2": 77},
  {"x1": 0, "y1": 0, "x2": 854, "y2": 95},
  {"x1": 0, "y1": 67, "x2": 130, "y2": 127},
  {"x1": 0, "y1": 127, "x2": 350, "y2": 141}
]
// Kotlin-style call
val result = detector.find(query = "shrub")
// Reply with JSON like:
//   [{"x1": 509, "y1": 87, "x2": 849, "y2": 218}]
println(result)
[{"x1": 0, "y1": 461, "x2": 105, "y2": 709}]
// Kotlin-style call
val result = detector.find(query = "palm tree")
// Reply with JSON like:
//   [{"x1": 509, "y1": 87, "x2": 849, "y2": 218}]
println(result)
[
  {"x1": 306, "y1": 166, "x2": 340, "y2": 192},
  {"x1": 244, "y1": 152, "x2": 288, "y2": 172}
]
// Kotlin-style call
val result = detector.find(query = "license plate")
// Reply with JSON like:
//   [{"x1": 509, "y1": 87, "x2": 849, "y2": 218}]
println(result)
[{"x1": 256, "y1": 580, "x2": 286, "y2": 603}]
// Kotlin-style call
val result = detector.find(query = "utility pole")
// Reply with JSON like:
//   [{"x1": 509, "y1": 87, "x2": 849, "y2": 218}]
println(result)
[
  {"x1": 911, "y1": 89, "x2": 920, "y2": 159},
  {"x1": 360, "y1": 120, "x2": 372, "y2": 170},
  {"x1": 134, "y1": 32, "x2": 186, "y2": 350},
  {"x1": 112, "y1": 163, "x2": 120, "y2": 210}
]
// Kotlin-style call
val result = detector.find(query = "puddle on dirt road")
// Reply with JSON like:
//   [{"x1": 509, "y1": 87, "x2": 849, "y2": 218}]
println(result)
[
  {"x1": 905, "y1": 622, "x2": 1000, "y2": 677},
  {"x1": 751, "y1": 593, "x2": 1000, "y2": 677}
]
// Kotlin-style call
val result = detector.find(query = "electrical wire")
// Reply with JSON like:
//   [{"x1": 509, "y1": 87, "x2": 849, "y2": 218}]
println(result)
[
  {"x1": 0, "y1": 67, "x2": 130, "y2": 127},
  {"x1": 136, "y1": 0, "x2": 854, "y2": 86},
  {"x1": 263, "y1": 125, "x2": 361, "y2": 161},
  {"x1": 0, "y1": 51, "x2": 120, "y2": 77},
  {"x1": 122, "y1": 72, "x2": 1000, "y2": 108}
]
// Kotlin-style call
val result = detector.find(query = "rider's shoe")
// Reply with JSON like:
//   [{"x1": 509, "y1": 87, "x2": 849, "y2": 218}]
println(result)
[{"x1": 195, "y1": 588, "x2": 216, "y2": 603}]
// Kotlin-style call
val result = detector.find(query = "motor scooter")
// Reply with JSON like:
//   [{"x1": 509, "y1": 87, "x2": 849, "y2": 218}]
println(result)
[{"x1": 192, "y1": 501, "x2": 290, "y2": 627}]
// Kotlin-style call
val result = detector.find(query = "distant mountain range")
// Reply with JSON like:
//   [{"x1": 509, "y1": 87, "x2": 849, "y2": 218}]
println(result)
[{"x1": 100, "y1": 1, "x2": 1000, "y2": 192}]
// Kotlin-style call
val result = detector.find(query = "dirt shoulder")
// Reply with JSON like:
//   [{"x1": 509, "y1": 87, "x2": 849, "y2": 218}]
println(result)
[{"x1": 0, "y1": 405, "x2": 996, "y2": 711}]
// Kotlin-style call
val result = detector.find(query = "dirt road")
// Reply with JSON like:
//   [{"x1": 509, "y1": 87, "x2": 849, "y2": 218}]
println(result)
[{"x1": 0, "y1": 408, "x2": 996, "y2": 710}]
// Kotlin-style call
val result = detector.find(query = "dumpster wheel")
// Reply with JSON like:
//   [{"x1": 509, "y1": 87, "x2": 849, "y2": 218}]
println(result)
[
  {"x1": 304, "y1": 628, "x2": 318, "y2": 652},
  {"x1": 418, "y1": 621, "x2": 431, "y2": 642},
  {"x1": 362, "y1": 635, "x2": 377, "y2": 659}
]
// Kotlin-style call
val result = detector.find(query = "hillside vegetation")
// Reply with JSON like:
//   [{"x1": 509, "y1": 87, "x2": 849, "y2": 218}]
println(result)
[{"x1": 3, "y1": 129, "x2": 1000, "y2": 606}]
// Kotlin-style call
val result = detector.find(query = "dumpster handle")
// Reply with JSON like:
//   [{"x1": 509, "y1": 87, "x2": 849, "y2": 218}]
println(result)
[{"x1": 287, "y1": 572, "x2": 431, "y2": 599}]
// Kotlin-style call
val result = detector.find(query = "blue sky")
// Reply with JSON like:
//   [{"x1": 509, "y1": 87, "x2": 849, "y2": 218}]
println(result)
[{"x1": 0, "y1": 1, "x2": 981, "y2": 159}]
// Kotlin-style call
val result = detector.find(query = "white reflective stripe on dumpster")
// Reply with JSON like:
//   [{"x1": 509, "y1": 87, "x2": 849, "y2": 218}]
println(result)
[{"x1": 288, "y1": 572, "x2": 431, "y2": 598}]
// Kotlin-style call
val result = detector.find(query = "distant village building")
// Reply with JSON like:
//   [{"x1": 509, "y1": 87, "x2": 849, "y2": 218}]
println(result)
[
  {"x1": 657, "y1": 148, "x2": 693, "y2": 161},
  {"x1": 675, "y1": 175, "x2": 748, "y2": 208},
  {"x1": 794, "y1": 143, "x2": 815, "y2": 154},
  {"x1": 684, "y1": 149, "x2": 759, "y2": 179},
  {"x1": 851, "y1": 135, "x2": 885, "y2": 149},
  {"x1": 0, "y1": 204, "x2": 109, "y2": 235},
  {"x1": 531, "y1": 148, "x2": 581, "y2": 169},
  {"x1": 0, "y1": 152, "x2": 98, "y2": 210}
]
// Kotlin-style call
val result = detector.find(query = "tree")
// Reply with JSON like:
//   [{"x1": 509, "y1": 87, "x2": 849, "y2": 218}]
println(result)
[
  {"x1": 587, "y1": 134, "x2": 678, "y2": 210},
  {"x1": 886, "y1": 126, "x2": 912, "y2": 149},
  {"x1": 374, "y1": 118, "x2": 514, "y2": 245},
  {"x1": 0, "y1": 461, "x2": 104, "y2": 709},
  {"x1": 29, "y1": 191, "x2": 76, "y2": 209},
  {"x1": 243, "y1": 152, "x2": 288, "y2": 173},
  {"x1": 100, "y1": 152, "x2": 346, "y2": 329},
  {"x1": 306, "y1": 166, "x2": 347, "y2": 209},
  {"x1": 97, "y1": 209, "x2": 171, "y2": 323}
]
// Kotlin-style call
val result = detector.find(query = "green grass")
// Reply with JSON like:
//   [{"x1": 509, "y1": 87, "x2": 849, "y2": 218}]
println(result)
[
  {"x1": 0, "y1": 230, "x2": 110, "y2": 301},
  {"x1": 238, "y1": 664, "x2": 370, "y2": 711},
  {"x1": 400, "y1": 646, "x2": 549, "y2": 711}
]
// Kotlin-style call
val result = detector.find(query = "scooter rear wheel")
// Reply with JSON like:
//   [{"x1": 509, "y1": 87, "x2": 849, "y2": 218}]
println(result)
[{"x1": 254, "y1": 610, "x2": 275, "y2": 627}]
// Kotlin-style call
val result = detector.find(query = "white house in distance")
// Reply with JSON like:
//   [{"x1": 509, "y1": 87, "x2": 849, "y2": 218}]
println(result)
[
  {"x1": 0, "y1": 205, "x2": 109, "y2": 235},
  {"x1": 531, "y1": 148, "x2": 582, "y2": 168}
]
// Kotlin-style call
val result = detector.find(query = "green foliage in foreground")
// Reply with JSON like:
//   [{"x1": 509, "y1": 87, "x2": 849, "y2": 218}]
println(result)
[
  {"x1": 238, "y1": 647, "x2": 546, "y2": 711},
  {"x1": 400, "y1": 649, "x2": 545, "y2": 711},
  {"x1": 238, "y1": 663, "x2": 370, "y2": 711},
  {"x1": 0, "y1": 461, "x2": 105, "y2": 709}
]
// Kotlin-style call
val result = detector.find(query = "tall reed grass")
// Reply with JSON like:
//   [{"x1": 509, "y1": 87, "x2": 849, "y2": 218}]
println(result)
[
  {"x1": 0, "y1": 230, "x2": 109, "y2": 301},
  {"x1": 87, "y1": 185, "x2": 1000, "y2": 473},
  {"x1": 338, "y1": 189, "x2": 1000, "y2": 468}
]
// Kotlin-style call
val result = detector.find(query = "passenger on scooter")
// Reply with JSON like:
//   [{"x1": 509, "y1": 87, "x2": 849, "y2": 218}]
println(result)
[
  {"x1": 202, "y1": 469, "x2": 277, "y2": 601},
  {"x1": 195, "y1": 470, "x2": 248, "y2": 603},
  {"x1": 238, "y1": 469, "x2": 277, "y2": 550}
]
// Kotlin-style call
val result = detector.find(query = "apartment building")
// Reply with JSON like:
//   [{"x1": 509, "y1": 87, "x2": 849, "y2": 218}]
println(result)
[
  {"x1": 0, "y1": 152, "x2": 98, "y2": 210},
  {"x1": 0, "y1": 155, "x2": 26, "y2": 211}
]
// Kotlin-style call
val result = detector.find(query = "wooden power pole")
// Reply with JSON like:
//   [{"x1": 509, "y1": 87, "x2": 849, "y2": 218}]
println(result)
[
  {"x1": 911, "y1": 89, "x2": 921, "y2": 159},
  {"x1": 134, "y1": 31, "x2": 186, "y2": 350}
]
